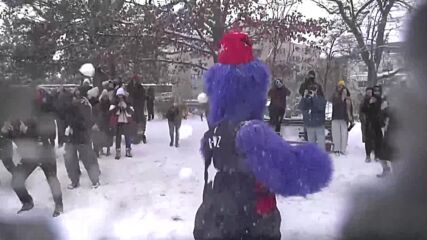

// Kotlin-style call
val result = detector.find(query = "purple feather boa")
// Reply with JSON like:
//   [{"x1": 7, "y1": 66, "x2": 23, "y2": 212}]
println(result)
[
  {"x1": 236, "y1": 120, "x2": 333, "y2": 197},
  {"x1": 204, "y1": 60, "x2": 269, "y2": 126}
]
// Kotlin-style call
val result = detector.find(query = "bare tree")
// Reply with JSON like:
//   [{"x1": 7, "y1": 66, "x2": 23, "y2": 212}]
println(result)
[{"x1": 312, "y1": 0, "x2": 411, "y2": 86}]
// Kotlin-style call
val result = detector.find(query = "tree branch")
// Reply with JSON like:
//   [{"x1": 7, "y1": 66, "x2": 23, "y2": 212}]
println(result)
[
  {"x1": 377, "y1": 68, "x2": 402, "y2": 80},
  {"x1": 139, "y1": 58, "x2": 207, "y2": 70},
  {"x1": 355, "y1": 0, "x2": 375, "y2": 18}
]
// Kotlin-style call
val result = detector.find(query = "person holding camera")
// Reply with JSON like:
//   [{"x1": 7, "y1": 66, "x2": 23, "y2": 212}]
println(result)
[
  {"x1": 299, "y1": 86, "x2": 327, "y2": 150},
  {"x1": 1, "y1": 119, "x2": 63, "y2": 217},
  {"x1": 299, "y1": 70, "x2": 324, "y2": 97}
]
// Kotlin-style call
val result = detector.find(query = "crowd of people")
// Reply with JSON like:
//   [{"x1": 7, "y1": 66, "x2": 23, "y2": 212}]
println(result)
[
  {"x1": 0, "y1": 75, "x2": 186, "y2": 217},
  {"x1": 268, "y1": 69, "x2": 394, "y2": 178}
]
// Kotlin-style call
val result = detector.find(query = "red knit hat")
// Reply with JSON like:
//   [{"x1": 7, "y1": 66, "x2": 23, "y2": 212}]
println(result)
[{"x1": 218, "y1": 32, "x2": 254, "y2": 65}]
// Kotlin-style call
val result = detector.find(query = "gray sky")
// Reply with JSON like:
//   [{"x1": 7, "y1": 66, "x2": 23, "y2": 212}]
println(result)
[{"x1": 298, "y1": 1, "x2": 329, "y2": 19}]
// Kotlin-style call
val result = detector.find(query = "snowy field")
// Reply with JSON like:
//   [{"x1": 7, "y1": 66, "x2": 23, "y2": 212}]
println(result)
[{"x1": 0, "y1": 118, "x2": 384, "y2": 240}]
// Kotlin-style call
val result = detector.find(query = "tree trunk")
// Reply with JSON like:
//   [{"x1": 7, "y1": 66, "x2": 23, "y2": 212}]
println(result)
[
  {"x1": 367, "y1": 61, "x2": 377, "y2": 87},
  {"x1": 324, "y1": 60, "x2": 330, "y2": 92}
]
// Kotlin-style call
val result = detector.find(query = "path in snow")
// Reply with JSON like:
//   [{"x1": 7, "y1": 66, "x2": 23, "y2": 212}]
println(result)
[{"x1": 0, "y1": 118, "x2": 384, "y2": 240}]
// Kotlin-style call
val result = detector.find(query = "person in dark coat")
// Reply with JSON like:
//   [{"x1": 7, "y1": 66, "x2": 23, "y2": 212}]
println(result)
[
  {"x1": 93, "y1": 89, "x2": 113, "y2": 156},
  {"x1": 64, "y1": 89, "x2": 101, "y2": 189},
  {"x1": 127, "y1": 75, "x2": 147, "y2": 144},
  {"x1": 359, "y1": 88, "x2": 372, "y2": 150},
  {"x1": 299, "y1": 84, "x2": 327, "y2": 150},
  {"x1": 360, "y1": 87, "x2": 383, "y2": 163},
  {"x1": 2, "y1": 118, "x2": 63, "y2": 217},
  {"x1": 376, "y1": 97, "x2": 394, "y2": 178},
  {"x1": 110, "y1": 87, "x2": 134, "y2": 160},
  {"x1": 298, "y1": 70, "x2": 324, "y2": 97},
  {"x1": 55, "y1": 86, "x2": 73, "y2": 148},
  {"x1": 166, "y1": 103, "x2": 182, "y2": 148},
  {"x1": 340, "y1": 5, "x2": 427, "y2": 238},
  {"x1": 268, "y1": 79, "x2": 291, "y2": 134},
  {"x1": 146, "y1": 87, "x2": 155, "y2": 121}
]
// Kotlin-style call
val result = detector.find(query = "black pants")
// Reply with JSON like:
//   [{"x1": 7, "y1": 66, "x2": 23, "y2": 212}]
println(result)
[
  {"x1": 147, "y1": 103, "x2": 154, "y2": 120},
  {"x1": 269, "y1": 106, "x2": 285, "y2": 133},
  {"x1": 11, "y1": 146, "x2": 62, "y2": 207},
  {"x1": 365, "y1": 125, "x2": 383, "y2": 158},
  {"x1": 57, "y1": 118, "x2": 67, "y2": 146},
  {"x1": 168, "y1": 120, "x2": 181, "y2": 145},
  {"x1": 116, "y1": 123, "x2": 131, "y2": 150},
  {"x1": 0, "y1": 137, "x2": 14, "y2": 174},
  {"x1": 64, "y1": 143, "x2": 100, "y2": 185}
]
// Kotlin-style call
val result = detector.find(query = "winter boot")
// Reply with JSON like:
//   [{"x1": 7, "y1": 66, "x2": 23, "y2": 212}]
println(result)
[
  {"x1": 53, "y1": 204, "x2": 64, "y2": 217},
  {"x1": 67, "y1": 182, "x2": 79, "y2": 190},
  {"x1": 106, "y1": 147, "x2": 111, "y2": 156},
  {"x1": 115, "y1": 149, "x2": 121, "y2": 160},
  {"x1": 377, "y1": 167, "x2": 391, "y2": 178},
  {"x1": 92, "y1": 182, "x2": 100, "y2": 189},
  {"x1": 175, "y1": 142, "x2": 179, "y2": 148},
  {"x1": 17, "y1": 200, "x2": 34, "y2": 214},
  {"x1": 170, "y1": 141, "x2": 174, "y2": 147},
  {"x1": 142, "y1": 134, "x2": 147, "y2": 144},
  {"x1": 125, "y1": 148, "x2": 132, "y2": 158},
  {"x1": 365, "y1": 156, "x2": 372, "y2": 163}
]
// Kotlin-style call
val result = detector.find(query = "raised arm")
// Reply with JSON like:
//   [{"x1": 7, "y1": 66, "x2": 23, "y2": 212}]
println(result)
[{"x1": 236, "y1": 120, "x2": 332, "y2": 197}]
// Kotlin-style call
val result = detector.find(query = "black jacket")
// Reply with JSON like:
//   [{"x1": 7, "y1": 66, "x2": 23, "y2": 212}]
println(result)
[
  {"x1": 127, "y1": 82, "x2": 146, "y2": 122},
  {"x1": 332, "y1": 89, "x2": 350, "y2": 121},
  {"x1": 65, "y1": 99, "x2": 93, "y2": 144},
  {"x1": 269, "y1": 86, "x2": 291, "y2": 110},
  {"x1": 379, "y1": 106, "x2": 396, "y2": 161},
  {"x1": 299, "y1": 79, "x2": 324, "y2": 97},
  {"x1": 166, "y1": 106, "x2": 181, "y2": 122}
]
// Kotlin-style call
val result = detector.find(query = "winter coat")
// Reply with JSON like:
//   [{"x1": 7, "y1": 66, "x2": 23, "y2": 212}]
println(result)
[
  {"x1": 55, "y1": 89, "x2": 73, "y2": 121},
  {"x1": 65, "y1": 98, "x2": 94, "y2": 145},
  {"x1": 360, "y1": 96, "x2": 383, "y2": 133},
  {"x1": 299, "y1": 79, "x2": 324, "y2": 97},
  {"x1": 299, "y1": 95, "x2": 327, "y2": 127},
  {"x1": 109, "y1": 100, "x2": 134, "y2": 126},
  {"x1": 166, "y1": 106, "x2": 182, "y2": 123},
  {"x1": 379, "y1": 107, "x2": 396, "y2": 161},
  {"x1": 79, "y1": 85, "x2": 92, "y2": 98},
  {"x1": 332, "y1": 89, "x2": 351, "y2": 121},
  {"x1": 127, "y1": 81, "x2": 146, "y2": 123},
  {"x1": 269, "y1": 86, "x2": 291, "y2": 110},
  {"x1": 146, "y1": 88, "x2": 155, "y2": 109}
]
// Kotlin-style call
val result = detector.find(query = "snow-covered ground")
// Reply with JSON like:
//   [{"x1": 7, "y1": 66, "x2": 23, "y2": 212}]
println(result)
[{"x1": 0, "y1": 118, "x2": 384, "y2": 240}]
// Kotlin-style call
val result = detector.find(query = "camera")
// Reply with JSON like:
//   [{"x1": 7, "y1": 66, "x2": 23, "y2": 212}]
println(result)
[{"x1": 305, "y1": 86, "x2": 317, "y2": 98}]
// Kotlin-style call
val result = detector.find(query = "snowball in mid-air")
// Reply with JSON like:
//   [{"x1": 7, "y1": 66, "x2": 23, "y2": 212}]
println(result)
[
  {"x1": 179, "y1": 168, "x2": 193, "y2": 179},
  {"x1": 179, "y1": 124, "x2": 193, "y2": 139},
  {"x1": 197, "y1": 92, "x2": 208, "y2": 103},
  {"x1": 79, "y1": 63, "x2": 95, "y2": 77}
]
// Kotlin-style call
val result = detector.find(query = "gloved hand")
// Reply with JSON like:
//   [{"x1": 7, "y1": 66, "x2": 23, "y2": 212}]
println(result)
[
  {"x1": 92, "y1": 124, "x2": 100, "y2": 131},
  {"x1": 1, "y1": 121, "x2": 12, "y2": 134},
  {"x1": 19, "y1": 121, "x2": 28, "y2": 134},
  {"x1": 65, "y1": 126, "x2": 73, "y2": 136}
]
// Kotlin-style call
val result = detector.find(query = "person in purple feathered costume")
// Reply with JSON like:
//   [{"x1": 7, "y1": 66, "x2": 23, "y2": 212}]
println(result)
[{"x1": 193, "y1": 31, "x2": 333, "y2": 240}]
